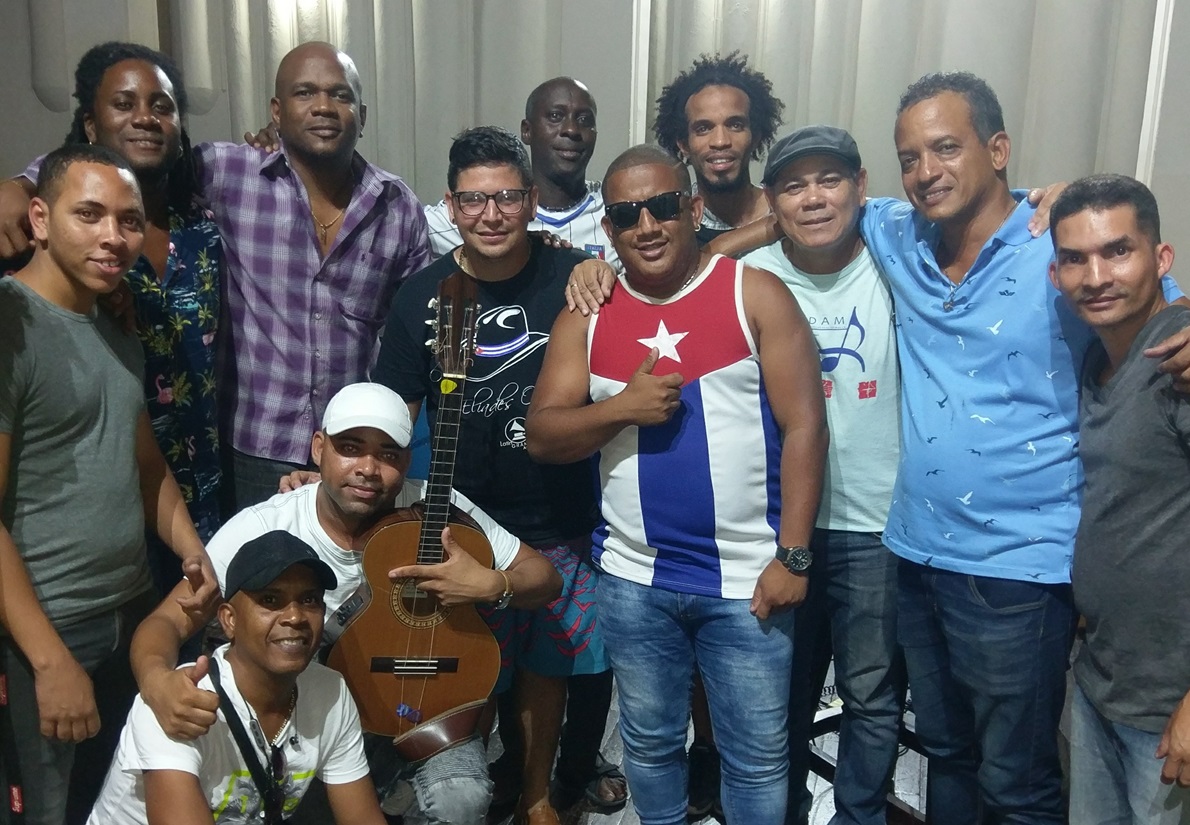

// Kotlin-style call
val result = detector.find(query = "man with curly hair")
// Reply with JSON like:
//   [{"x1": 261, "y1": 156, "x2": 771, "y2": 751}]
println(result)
[{"x1": 653, "y1": 52, "x2": 784, "y2": 246}]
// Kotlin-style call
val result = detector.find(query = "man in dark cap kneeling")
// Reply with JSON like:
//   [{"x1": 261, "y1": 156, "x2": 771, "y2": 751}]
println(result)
[{"x1": 88, "y1": 531, "x2": 388, "y2": 823}]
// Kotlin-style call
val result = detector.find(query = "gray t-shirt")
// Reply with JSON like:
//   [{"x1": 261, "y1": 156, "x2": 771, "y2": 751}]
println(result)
[
  {"x1": 0, "y1": 277, "x2": 152, "y2": 626},
  {"x1": 1073, "y1": 303, "x2": 1190, "y2": 732}
]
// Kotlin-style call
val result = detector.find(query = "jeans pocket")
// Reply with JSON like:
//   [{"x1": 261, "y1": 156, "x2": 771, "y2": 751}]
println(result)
[{"x1": 966, "y1": 575, "x2": 1049, "y2": 614}]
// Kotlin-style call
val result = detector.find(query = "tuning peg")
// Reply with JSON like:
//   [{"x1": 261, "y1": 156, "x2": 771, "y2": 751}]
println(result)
[
  {"x1": 427, "y1": 297, "x2": 438, "y2": 309},
  {"x1": 425, "y1": 318, "x2": 437, "y2": 328}
]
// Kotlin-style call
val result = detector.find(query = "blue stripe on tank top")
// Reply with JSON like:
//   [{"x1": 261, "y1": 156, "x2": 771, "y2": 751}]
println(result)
[
  {"x1": 759, "y1": 379, "x2": 783, "y2": 536},
  {"x1": 590, "y1": 452, "x2": 610, "y2": 565},
  {"x1": 638, "y1": 379, "x2": 722, "y2": 593}
]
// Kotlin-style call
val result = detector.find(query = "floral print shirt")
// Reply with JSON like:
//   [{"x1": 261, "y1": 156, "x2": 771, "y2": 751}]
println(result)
[{"x1": 128, "y1": 204, "x2": 222, "y2": 524}]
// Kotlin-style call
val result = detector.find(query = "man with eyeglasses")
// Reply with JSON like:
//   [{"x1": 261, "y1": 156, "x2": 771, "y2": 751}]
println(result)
[
  {"x1": 423, "y1": 77, "x2": 619, "y2": 274},
  {"x1": 373, "y1": 126, "x2": 610, "y2": 825},
  {"x1": 526, "y1": 144, "x2": 827, "y2": 825},
  {"x1": 88, "y1": 531, "x2": 389, "y2": 824}
]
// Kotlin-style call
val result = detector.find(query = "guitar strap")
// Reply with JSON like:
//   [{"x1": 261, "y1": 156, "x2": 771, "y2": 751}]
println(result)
[
  {"x1": 323, "y1": 581, "x2": 370, "y2": 649},
  {"x1": 208, "y1": 658, "x2": 287, "y2": 824}
]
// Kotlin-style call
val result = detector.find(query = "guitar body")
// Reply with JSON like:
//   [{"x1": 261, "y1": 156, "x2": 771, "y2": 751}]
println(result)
[{"x1": 327, "y1": 506, "x2": 501, "y2": 760}]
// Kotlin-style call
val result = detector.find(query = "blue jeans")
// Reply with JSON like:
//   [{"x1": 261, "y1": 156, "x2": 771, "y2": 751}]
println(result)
[
  {"x1": 598, "y1": 571, "x2": 794, "y2": 825},
  {"x1": 293, "y1": 735, "x2": 493, "y2": 825},
  {"x1": 897, "y1": 559, "x2": 1074, "y2": 824},
  {"x1": 788, "y1": 529, "x2": 904, "y2": 825},
  {"x1": 0, "y1": 592, "x2": 154, "y2": 825},
  {"x1": 1070, "y1": 682, "x2": 1190, "y2": 824}
]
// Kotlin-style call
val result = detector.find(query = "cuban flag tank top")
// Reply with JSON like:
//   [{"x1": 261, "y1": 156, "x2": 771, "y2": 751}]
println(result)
[{"x1": 587, "y1": 254, "x2": 782, "y2": 599}]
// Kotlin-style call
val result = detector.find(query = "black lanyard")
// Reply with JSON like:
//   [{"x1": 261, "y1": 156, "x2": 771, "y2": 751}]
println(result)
[{"x1": 208, "y1": 658, "x2": 287, "y2": 824}]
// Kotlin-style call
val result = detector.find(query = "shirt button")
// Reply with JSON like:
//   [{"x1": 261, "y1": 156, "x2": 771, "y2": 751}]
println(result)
[
  {"x1": 314, "y1": 312, "x2": 322, "y2": 320},
  {"x1": 312, "y1": 389, "x2": 320, "y2": 396}
]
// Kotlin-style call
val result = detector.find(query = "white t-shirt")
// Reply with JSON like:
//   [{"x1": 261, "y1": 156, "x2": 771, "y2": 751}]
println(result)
[
  {"x1": 87, "y1": 644, "x2": 368, "y2": 823},
  {"x1": 742, "y1": 243, "x2": 900, "y2": 533},
  {"x1": 206, "y1": 481, "x2": 522, "y2": 644},
  {"x1": 424, "y1": 181, "x2": 621, "y2": 272}
]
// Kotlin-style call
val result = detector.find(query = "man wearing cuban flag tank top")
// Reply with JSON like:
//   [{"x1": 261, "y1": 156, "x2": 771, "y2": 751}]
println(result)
[{"x1": 527, "y1": 144, "x2": 827, "y2": 825}]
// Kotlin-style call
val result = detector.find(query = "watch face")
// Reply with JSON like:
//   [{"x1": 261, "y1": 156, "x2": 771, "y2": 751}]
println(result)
[{"x1": 780, "y1": 545, "x2": 812, "y2": 572}]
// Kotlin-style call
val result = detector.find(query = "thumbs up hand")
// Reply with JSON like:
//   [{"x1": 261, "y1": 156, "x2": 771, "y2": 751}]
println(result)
[
  {"x1": 142, "y1": 653, "x2": 221, "y2": 740},
  {"x1": 617, "y1": 347, "x2": 684, "y2": 426}
]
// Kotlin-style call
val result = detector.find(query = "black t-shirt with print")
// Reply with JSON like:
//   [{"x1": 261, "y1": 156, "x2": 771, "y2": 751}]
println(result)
[{"x1": 375, "y1": 239, "x2": 598, "y2": 544}]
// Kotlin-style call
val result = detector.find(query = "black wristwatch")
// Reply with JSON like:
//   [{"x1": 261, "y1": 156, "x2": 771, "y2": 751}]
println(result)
[{"x1": 775, "y1": 544, "x2": 813, "y2": 574}]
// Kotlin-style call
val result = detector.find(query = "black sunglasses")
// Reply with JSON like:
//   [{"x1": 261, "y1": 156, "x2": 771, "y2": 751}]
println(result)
[{"x1": 605, "y1": 191, "x2": 687, "y2": 230}]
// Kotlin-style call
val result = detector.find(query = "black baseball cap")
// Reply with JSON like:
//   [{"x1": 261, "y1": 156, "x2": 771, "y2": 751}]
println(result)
[
  {"x1": 222, "y1": 531, "x2": 338, "y2": 600},
  {"x1": 762, "y1": 125, "x2": 862, "y2": 186}
]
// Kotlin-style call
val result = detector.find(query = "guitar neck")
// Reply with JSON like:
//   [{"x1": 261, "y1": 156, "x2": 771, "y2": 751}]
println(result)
[{"x1": 417, "y1": 371, "x2": 466, "y2": 564}]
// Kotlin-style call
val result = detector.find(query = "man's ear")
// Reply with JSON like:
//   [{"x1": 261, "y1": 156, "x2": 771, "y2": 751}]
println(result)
[
  {"x1": 445, "y1": 192, "x2": 457, "y2": 225},
  {"x1": 676, "y1": 139, "x2": 690, "y2": 164},
  {"x1": 1156, "y1": 242, "x2": 1175, "y2": 280},
  {"x1": 690, "y1": 194, "x2": 704, "y2": 230},
  {"x1": 1048, "y1": 260, "x2": 1060, "y2": 291},
  {"x1": 29, "y1": 197, "x2": 51, "y2": 242},
  {"x1": 358, "y1": 102, "x2": 367, "y2": 133},
  {"x1": 270, "y1": 98, "x2": 282, "y2": 128},
  {"x1": 520, "y1": 119, "x2": 532, "y2": 145},
  {"x1": 310, "y1": 430, "x2": 325, "y2": 466},
  {"x1": 988, "y1": 131, "x2": 1011, "y2": 174},
  {"x1": 855, "y1": 167, "x2": 868, "y2": 201},
  {"x1": 217, "y1": 600, "x2": 236, "y2": 641}
]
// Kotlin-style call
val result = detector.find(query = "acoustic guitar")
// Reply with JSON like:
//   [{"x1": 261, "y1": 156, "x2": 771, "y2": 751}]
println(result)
[{"x1": 327, "y1": 271, "x2": 502, "y2": 762}]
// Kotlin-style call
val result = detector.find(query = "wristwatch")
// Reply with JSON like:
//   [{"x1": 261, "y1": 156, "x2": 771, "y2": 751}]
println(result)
[{"x1": 775, "y1": 544, "x2": 813, "y2": 574}]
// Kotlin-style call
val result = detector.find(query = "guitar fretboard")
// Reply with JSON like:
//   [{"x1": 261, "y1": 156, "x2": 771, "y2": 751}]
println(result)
[{"x1": 417, "y1": 371, "x2": 466, "y2": 565}]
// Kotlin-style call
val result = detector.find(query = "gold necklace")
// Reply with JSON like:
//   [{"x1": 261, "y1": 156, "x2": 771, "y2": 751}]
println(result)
[
  {"x1": 268, "y1": 685, "x2": 297, "y2": 747},
  {"x1": 311, "y1": 204, "x2": 346, "y2": 245}
]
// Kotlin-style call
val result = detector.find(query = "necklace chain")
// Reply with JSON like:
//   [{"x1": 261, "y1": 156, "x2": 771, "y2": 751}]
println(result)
[
  {"x1": 311, "y1": 204, "x2": 346, "y2": 245},
  {"x1": 260, "y1": 687, "x2": 297, "y2": 748}
]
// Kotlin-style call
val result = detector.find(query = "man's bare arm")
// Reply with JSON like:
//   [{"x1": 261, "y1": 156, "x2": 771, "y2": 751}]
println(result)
[
  {"x1": 144, "y1": 769, "x2": 218, "y2": 825},
  {"x1": 742, "y1": 266, "x2": 829, "y2": 619},
  {"x1": 129, "y1": 579, "x2": 221, "y2": 739},
  {"x1": 134, "y1": 410, "x2": 218, "y2": 614},
  {"x1": 388, "y1": 530, "x2": 562, "y2": 610},
  {"x1": 527, "y1": 307, "x2": 682, "y2": 464},
  {"x1": 325, "y1": 776, "x2": 390, "y2": 824},
  {"x1": 0, "y1": 432, "x2": 102, "y2": 742}
]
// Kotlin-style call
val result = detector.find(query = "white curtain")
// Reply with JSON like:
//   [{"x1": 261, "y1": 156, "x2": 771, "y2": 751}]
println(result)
[
  {"x1": 647, "y1": 0, "x2": 1159, "y2": 198},
  {"x1": 170, "y1": 0, "x2": 642, "y2": 202}
]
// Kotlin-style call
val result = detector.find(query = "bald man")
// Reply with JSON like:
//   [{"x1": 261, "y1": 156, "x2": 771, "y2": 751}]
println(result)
[
  {"x1": 425, "y1": 77, "x2": 620, "y2": 271},
  {"x1": 195, "y1": 41, "x2": 431, "y2": 511}
]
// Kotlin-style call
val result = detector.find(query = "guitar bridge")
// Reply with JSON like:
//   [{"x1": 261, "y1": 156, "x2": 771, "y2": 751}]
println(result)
[{"x1": 370, "y1": 657, "x2": 461, "y2": 675}]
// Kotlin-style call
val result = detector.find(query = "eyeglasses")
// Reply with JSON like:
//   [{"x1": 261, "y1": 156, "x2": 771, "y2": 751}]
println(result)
[
  {"x1": 452, "y1": 189, "x2": 530, "y2": 216},
  {"x1": 604, "y1": 191, "x2": 687, "y2": 230}
]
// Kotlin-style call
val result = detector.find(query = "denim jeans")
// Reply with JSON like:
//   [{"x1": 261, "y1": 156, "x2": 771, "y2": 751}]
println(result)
[
  {"x1": 0, "y1": 592, "x2": 155, "y2": 825},
  {"x1": 787, "y1": 529, "x2": 904, "y2": 825},
  {"x1": 598, "y1": 571, "x2": 794, "y2": 825},
  {"x1": 897, "y1": 559, "x2": 1075, "y2": 824},
  {"x1": 1070, "y1": 682, "x2": 1190, "y2": 824},
  {"x1": 292, "y1": 734, "x2": 493, "y2": 825}
]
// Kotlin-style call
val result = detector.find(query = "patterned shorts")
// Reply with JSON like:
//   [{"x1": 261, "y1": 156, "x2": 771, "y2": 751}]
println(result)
[{"x1": 479, "y1": 537, "x2": 609, "y2": 693}]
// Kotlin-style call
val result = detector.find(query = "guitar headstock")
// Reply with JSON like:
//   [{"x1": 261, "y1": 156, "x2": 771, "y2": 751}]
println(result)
[{"x1": 430, "y1": 270, "x2": 480, "y2": 379}]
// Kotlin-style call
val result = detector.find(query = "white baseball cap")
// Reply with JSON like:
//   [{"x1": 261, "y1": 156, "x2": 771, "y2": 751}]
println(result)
[{"x1": 322, "y1": 383, "x2": 413, "y2": 447}]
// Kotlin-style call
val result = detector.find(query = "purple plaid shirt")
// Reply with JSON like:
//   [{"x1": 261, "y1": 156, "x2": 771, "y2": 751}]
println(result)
[{"x1": 195, "y1": 142, "x2": 430, "y2": 464}]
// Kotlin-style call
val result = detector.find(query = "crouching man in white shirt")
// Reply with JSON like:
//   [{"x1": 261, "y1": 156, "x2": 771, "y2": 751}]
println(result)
[{"x1": 88, "y1": 530, "x2": 387, "y2": 823}]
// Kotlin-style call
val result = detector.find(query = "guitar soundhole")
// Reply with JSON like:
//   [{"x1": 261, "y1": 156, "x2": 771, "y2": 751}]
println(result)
[{"x1": 389, "y1": 578, "x2": 450, "y2": 628}]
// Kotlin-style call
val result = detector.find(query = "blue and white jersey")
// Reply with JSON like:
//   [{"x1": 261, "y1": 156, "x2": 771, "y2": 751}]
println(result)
[
  {"x1": 424, "y1": 180, "x2": 620, "y2": 271},
  {"x1": 587, "y1": 255, "x2": 781, "y2": 598}
]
